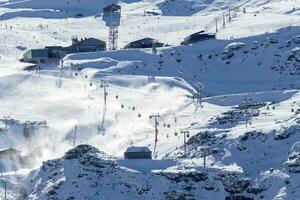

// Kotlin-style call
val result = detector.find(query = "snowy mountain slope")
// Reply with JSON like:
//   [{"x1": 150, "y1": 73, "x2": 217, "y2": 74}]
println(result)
[
  {"x1": 64, "y1": 26, "x2": 300, "y2": 96},
  {"x1": 22, "y1": 145, "x2": 250, "y2": 200},
  {"x1": 24, "y1": 144, "x2": 300, "y2": 200}
]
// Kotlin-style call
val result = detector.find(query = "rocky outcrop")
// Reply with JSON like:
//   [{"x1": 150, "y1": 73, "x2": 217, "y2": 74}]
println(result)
[
  {"x1": 287, "y1": 142, "x2": 300, "y2": 173},
  {"x1": 159, "y1": 171, "x2": 208, "y2": 183},
  {"x1": 220, "y1": 172, "x2": 251, "y2": 194},
  {"x1": 275, "y1": 125, "x2": 299, "y2": 140}
]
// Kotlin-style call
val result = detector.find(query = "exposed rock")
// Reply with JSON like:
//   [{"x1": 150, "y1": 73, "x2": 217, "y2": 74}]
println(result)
[
  {"x1": 164, "y1": 190, "x2": 194, "y2": 200},
  {"x1": 225, "y1": 42, "x2": 245, "y2": 51},
  {"x1": 159, "y1": 171, "x2": 208, "y2": 183},
  {"x1": 287, "y1": 141, "x2": 300, "y2": 173},
  {"x1": 225, "y1": 195, "x2": 254, "y2": 200},
  {"x1": 221, "y1": 50, "x2": 234, "y2": 60},
  {"x1": 187, "y1": 131, "x2": 219, "y2": 146},
  {"x1": 240, "y1": 131, "x2": 265, "y2": 141},
  {"x1": 246, "y1": 184, "x2": 267, "y2": 194},
  {"x1": 292, "y1": 47, "x2": 300, "y2": 62},
  {"x1": 220, "y1": 172, "x2": 251, "y2": 194},
  {"x1": 292, "y1": 35, "x2": 300, "y2": 44},
  {"x1": 275, "y1": 125, "x2": 299, "y2": 140},
  {"x1": 64, "y1": 144, "x2": 105, "y2": 160},
  {"x1": 266, "y1": 36, "x2": 278, "y2": 44},
  {"x1": 204, "y1": 178, "x2": 216, "y2": 191}
]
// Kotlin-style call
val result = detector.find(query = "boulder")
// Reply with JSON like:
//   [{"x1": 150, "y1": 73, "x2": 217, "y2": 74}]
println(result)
[{"x1": 292, "y1": 35, "x2": 300, "y2": 44}]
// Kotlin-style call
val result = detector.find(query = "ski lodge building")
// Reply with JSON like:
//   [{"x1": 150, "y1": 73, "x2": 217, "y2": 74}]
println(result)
[
  {"x1": 23, "y1": 37, "x2": 106, "y2": 64},
  {"x1": 124, "y1": 146, "x2": 152, "y2": 159}
]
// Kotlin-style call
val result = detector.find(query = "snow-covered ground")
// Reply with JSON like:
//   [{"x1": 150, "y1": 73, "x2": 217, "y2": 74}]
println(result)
[{"x1": 0, "y1": 0, "x2": 300, "y2": 199}]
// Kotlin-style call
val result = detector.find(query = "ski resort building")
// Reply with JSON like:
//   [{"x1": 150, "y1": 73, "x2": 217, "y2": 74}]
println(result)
[
  {"x1": 181, "y1": 31, "x2": 216, "y2": 45},
  {"x1": 124, "y1": 37, "x2": 165, "y2": 49},
  {"x1": 45, "y1": 46, "x2": 64, "y2": 59},
  {"x1": 23, "y1": 49, "x2": 49, "y2": 64},
  {"x1": 66, "y1": 37, "x2": 107, "y2": 53},
  {"x1": 124, "y1": 146, "x2": 152, "y2": 159},
  {"x1": 23, "y1": 38, "x2": 106, "y2": 64}
]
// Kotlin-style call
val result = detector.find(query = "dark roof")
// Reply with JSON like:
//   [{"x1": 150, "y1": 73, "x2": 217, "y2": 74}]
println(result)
[
  {"x1": 185, "y1": 31, "x2": 216, "y2": 40},
  {"x1": 182, "y1": 31, "x2": 216, "y2": 45},
  {"x1": 134, "y1": 37, "x2": 155, "y2": 43},
  {"x1": 103, "y1": 3, "x2": 121, "y2": 13},
  {"x1": 124, "y1": 37, "x2": 164, "y2": 48},
  {"x1": 27, "y1": 49, "x2": 48, "y2": 52},
  {"x1": 189, "y1": 30, "x2": 206, "y2": 37},
  {"x1": 125, "y1": 146, "x2": 151, "y2": 153},
  {"x1": 45, "y1": 46, "x2": 63, "y2": 49}
]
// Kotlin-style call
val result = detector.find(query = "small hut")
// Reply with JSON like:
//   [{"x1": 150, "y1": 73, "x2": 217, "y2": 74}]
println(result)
[{"x1": 124, "y1": 146, "x2": 152, "y2": 159}]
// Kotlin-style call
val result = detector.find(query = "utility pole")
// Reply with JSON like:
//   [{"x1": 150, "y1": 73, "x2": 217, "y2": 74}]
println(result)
[
  {"x1": 73, "y1": 125, "x2": 77, "y2": 147},
  {"x1": 229, "y1": 9, "x2": 232, "y2": 22},
  {"x1": 215, "y1": 18, "x2": 218, "y2": 33},
  {"x1": 202, "y1": 147, "x2": 210, "y2": 170},
  {"x1": 36, "y1": 59, "x2": 40, "y2": 76},
  {"x1": 243, "y1": 96, "x2": 252, "y2": 128},
  {"x1": 100, "y1": 81, "x2": 109, "y2": 108},
  {"x1": 180, "y1": 130, "x2": 189, "y2": 157},
  {"x1": 195, "y1": 82, "x2": 205, "y2": 110},
  {"x1": 58, "y1": 60, "x2": 64, "y2": 88},
  {"x1": 223, "y1": 13, "x2": 225, "y2": 26},
  {"x1": 4, "y1": 180, "x2": 6, "y2": 200},
  {"x1": 150, "y1": 113, "x2": 160, "y2": 155},
  {"x1": 152, "y1": 40, "x2": 157, "y2": 55},
  {"x1": 3, "y1": 116, "x2": 10, "y2": 129}
]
